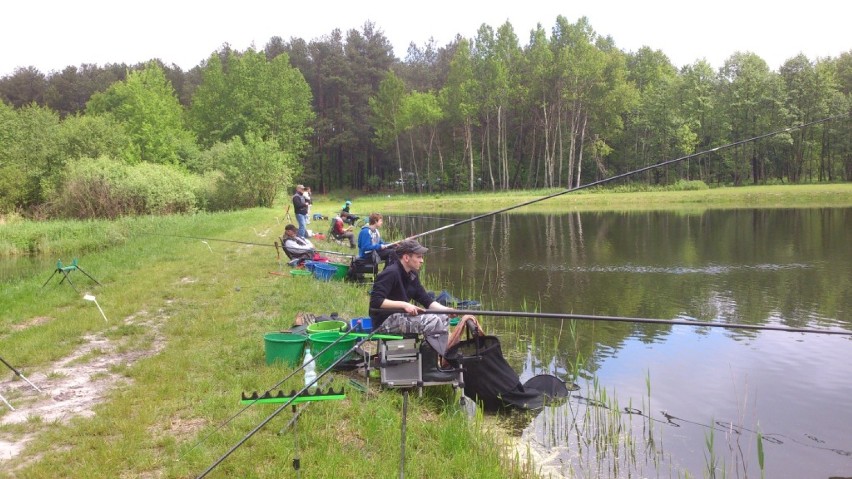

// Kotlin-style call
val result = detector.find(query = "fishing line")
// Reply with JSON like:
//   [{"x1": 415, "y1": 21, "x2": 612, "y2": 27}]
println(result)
[
  {"x1": 568, "y1": 394, "x2": 850, "y2": 456},
  {"x1": 140, "y1": 233, "x2": 354, "y2": 258},
  {"x1": 386, "y1": 213, "x2": 497, "y2": 223},
  {"x1": 195, "y1": 322, "x2": 390, "y2": 478},
  {"x1": 375, "y1": 308, "x2": 852, "y2": 336},
  {"x1": 405, "y1": 114, "x2": 849, "y2": 242}
]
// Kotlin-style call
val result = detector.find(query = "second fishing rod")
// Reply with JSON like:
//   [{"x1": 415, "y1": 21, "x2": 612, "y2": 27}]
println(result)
[
  {"x1": 374, "y1": 308, "x2": 852, "y2": 336},
  {"x1": 194, "y1": 321, "x2": 396, "y2": 478}
]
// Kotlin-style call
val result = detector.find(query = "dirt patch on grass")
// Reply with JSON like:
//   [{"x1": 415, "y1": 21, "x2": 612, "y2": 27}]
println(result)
[
  {"x1": 0, "y1": 308, "x2": 168, "y2": 466},
  {"x1": 10, "y1": 316, "x2": 53, "y2": 332},
  {"x1": 163, "y1": 416, "x2": 207, "y2": 441}
]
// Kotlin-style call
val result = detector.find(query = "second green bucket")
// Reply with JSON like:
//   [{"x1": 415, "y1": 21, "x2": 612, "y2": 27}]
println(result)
[
  {"x1": 309, "y1": 332, "x2": 357, "y2": 370},
  {"x1": 306, "y1": 320, "x2": 347, "y2": 335}
]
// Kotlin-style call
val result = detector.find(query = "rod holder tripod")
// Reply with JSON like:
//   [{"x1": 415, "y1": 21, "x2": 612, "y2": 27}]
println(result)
[{"x1": 41, "y1": 258, "x2": 101, "y2": 293}]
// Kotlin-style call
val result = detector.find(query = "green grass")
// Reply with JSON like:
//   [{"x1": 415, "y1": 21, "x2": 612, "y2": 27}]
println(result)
[
  {"x1": 2, "y1": 184, "x2": 848, "y2": 477},
  {"x1": 347, "y1": 183, "x2": 852, "y2": 215},
  {"x1": 0, "y1": 207, "x2": 530, "y2": 478}
]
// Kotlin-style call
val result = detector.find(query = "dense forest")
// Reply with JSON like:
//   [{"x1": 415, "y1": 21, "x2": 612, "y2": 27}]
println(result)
[{"x1": 1, "y1": 16, "x2": 850, "y2": 218}]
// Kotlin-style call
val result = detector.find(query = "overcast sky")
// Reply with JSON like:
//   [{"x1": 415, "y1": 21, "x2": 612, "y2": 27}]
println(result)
[{"x1": 3, "y1": 0, "x2": 848, "y2": 77}]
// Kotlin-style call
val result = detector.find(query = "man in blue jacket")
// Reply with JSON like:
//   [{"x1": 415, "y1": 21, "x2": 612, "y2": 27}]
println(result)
[{"x1": 357, "y1": 212, "x2": 397, "y2": 265}]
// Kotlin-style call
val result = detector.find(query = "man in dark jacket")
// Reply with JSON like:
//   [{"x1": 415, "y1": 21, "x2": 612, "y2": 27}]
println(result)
[
  {"x1": 292, "y1": 184, "x2": 309, "y2": 238},
  {"x1": 369, "y1": 239, "x2": 452, "y2": 355}
]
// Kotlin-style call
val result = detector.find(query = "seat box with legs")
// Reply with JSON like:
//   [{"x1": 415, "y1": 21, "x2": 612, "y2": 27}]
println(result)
[
  {"x1": 379, "y1": 338, "x2": 421, "y2": 388},
  {"x1": 346, "y1": 250, "x2": 379, "y2": 283},
  {"x1": 377, "y1": 336, "x2": 463, "y2": 391}
]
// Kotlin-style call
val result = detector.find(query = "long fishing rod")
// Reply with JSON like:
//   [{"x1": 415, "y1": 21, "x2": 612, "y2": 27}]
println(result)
[
  {"x1": 406, "y1": 114, "x2": 849, "y2": 242},
  {"x1": 140, "y1": 233, "x2": 353, "y2": 258},
  {"x1": 374, "y1": 308, "x2": 852, "y2": 336},
  {"x1": 196, "y1": 322, "x2": 390, "y2": 479}
]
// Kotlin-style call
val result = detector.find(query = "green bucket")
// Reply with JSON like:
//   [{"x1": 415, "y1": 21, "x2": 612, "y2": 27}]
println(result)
[
  {"x1": 306, "y1": 320, "x2": 347, "y2": 335},
  {"x1": 264, "y1": 332, "x2": 307, "y2": 366},
  {"x1": 329, "y1": 262, "x2": 349, "y2": 280},
  {"x1": 309, "y1": 332, "x2": 358, "y2": 370}
]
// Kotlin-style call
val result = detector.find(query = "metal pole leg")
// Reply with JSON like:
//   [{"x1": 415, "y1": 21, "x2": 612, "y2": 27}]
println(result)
[
  {"x1": 399, "y1": 389, "x2": 408, "y2": 479},
  {"x1": 0, "y1": 392, "x2": 14, "y2": 411},
  {"x1": 41, "y1": 270, "x2": 59, "y2": 288},
  {"x1": 0, "y1": 356, "x2": 42, "y2": 393},
  {"x1": 292, "y1": 405, "x2": 301, "y2": 479},
  {"x1": 75, "y1": 266, "x2": 102, "y2": 286}
]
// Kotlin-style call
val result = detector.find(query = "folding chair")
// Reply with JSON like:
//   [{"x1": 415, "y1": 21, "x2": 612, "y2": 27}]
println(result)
[
  {"x1": 326, "y1": 222, "x2": 347, "y2": 247},
  {"x1": 277, "y1": 237, "x2": 312, "y2": 267}
]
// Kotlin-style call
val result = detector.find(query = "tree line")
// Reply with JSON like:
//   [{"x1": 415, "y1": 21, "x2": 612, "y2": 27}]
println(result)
[{"x1": 1, "y1": 16, "x2": 850, "y2": 218}]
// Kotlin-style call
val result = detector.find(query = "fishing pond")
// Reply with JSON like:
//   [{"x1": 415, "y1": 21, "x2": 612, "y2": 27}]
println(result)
[{"x1": 387, "y1": 207, "x2": 852, "y2": 478}]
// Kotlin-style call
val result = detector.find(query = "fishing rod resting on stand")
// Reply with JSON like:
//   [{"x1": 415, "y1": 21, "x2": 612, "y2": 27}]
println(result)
[
  {"x1": 195, "y1": 322, "x2": 391, "y2": 479},
  {"x1": 182, "y1": 324, "x2": 367, "y2": 459},
  {"x1": 396, "y1": 308, "x2": 852, "y2": 336},
  {"x1": 0, "y1": 356, "x2": 43, "y2": 391},
  {"x1": 138, "y1": 233, "x2": 354, "y2": 260}
]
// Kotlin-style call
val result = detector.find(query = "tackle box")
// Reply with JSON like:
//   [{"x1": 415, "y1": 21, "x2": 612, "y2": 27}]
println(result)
[{"x1": 379, "y1": 338, "x2": 421, "y2": 387}]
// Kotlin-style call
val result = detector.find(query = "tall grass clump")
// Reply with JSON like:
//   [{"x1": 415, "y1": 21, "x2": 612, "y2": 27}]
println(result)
[{"x1": 51, "y1": 156, "x2": 200, "y2": 219}]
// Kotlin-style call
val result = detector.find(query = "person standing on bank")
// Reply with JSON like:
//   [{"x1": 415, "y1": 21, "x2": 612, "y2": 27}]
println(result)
[
  {"x1": 292, "y1": 184, "x2": 309, "y2": 238},
  {"x1": 303, "y1": 186, "x2": 312, "y2": 224}
]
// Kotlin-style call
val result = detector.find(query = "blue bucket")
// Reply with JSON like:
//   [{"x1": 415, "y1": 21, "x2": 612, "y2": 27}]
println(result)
[
  {"x1": 313, "y1": 262, "x2": 336, "y2": 281},
  {"x1": 350, "y1": 317, "x2": 372, "y2": 332}
]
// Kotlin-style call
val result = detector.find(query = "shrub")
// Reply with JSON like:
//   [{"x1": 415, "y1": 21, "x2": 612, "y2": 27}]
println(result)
[
  {"x1": 51, "y1": 157, "x2": 200, "y2": 219},
  {"x1": 197, "y1": 134, "x2": 298, "y2": 210},
  {"x1": 669, "y1": 179, "x2": 710, "y2": 191}
]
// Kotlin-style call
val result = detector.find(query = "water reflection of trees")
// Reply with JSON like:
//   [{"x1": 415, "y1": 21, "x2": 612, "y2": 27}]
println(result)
[{"x1": 387, "y1": 208, "x2": 851, "y2": 374}]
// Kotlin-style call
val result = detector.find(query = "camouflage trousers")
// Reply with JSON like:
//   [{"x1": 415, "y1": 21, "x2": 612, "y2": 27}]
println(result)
[{"x1": 382, "y1": 313, "x2": 449, "y2": 355}]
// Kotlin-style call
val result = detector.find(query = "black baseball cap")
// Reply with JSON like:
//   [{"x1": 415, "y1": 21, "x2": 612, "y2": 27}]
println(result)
[{"x1": 396, "y1": 239, "x2": 428, "y2": 255}]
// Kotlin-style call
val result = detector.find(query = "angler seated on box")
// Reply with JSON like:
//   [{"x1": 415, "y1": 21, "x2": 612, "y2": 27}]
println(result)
[
  {"x1": 282, "y1": 224, "x2": 317, "y2": 266},
  {"x1": 369, "y1": 239, "x2": 481, "y2": 382}
]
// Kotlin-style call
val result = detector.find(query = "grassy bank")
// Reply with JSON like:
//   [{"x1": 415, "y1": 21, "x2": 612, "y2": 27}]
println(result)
[
  {"x1": 3, "y1": 184, "x2": 850, "y2": 258},
  {"x1": 331, "y1": 183, "x2": 852, "y2": 216},
  {"x1": 0, "y1": 209, "x2": 534, "y2": 478},
  {"x1": 2, "y1": 184, "x2": 850, "y2": 477}
]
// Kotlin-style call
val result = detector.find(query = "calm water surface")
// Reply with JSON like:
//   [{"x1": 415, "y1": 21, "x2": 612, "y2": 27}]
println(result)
[{"x1": 388, "y1": 208, "x2": 852, "y2": 478}]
